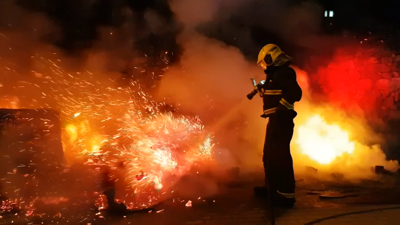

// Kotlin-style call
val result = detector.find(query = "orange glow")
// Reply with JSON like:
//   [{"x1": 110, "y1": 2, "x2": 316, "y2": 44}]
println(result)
[
  {"x1": 291, "y1": 67, "x2": 398, "y2": 178},
  {"x1": 0, "y1": 96, "x2": 20, "y2": 109},
  {"x1": 65, "y1": 124, "x2": 78, "y2": 142},
  {"x1": 295, "y1": 114, "x2": 355, "y2": 165}
]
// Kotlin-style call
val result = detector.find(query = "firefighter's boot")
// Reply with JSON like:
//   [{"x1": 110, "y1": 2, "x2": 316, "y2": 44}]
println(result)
[{"x1": 272, "y1": 192, "x2": 296, "y2": 208}]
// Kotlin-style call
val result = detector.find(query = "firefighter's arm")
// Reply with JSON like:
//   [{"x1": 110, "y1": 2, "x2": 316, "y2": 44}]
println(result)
[{"x1": 277, "y1": 67, "x2": 302, "y2": 110}]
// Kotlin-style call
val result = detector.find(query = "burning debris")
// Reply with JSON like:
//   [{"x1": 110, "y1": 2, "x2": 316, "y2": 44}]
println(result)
[
  {"x1": 185, "y1": 200, "x2": 192, "y2": 207},
  {"x1": 0, "y1": 39, "x2": 215, "y2": 218}
]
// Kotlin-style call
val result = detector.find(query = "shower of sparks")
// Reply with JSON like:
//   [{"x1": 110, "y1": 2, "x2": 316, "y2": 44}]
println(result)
[{"x1": 0, "y1": 50, "x2": 215, "y2": 211}]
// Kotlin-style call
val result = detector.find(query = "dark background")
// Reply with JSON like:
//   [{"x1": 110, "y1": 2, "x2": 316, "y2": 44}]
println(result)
[{"x1": 13, "y1": 0, "x2": 400, "y2": 61}]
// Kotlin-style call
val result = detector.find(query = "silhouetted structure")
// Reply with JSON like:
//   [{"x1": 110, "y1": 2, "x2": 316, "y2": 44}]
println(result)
[{"x1": 0, "y1": 108, "x2": 64, "y2": 198}]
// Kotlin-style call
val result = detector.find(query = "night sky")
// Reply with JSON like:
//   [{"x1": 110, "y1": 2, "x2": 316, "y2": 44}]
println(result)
[
  {"x1": 10, "y1": 0, "x2": 400, "y2": 64},
  {"x1": 15, "y1": 0, "x2": 178, "y2": 55}
]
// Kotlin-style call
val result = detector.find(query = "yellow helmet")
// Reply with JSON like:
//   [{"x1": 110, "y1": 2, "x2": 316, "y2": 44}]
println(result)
[{"x1": 257, "y1": 44, "x2": 289, "y2": 69}]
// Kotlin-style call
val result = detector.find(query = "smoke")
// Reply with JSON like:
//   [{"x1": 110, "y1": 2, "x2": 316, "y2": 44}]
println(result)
[
  {"x1": 0, "y1": 0, "x2": 149, "y2": 205},
  {"x1": 0, "y1": 0, "x2": 145, "y2": 107},
  {"x1": 0, "y1": 0, "x2": 221, "y2": 209},
  {"x1": 157, "y1": 32, "x2": 263, "y2": 171},
  {"x1": 171, "y1": 0, "x2": 338, "y2": 53},
  {"x1": 0, "y1": 1, "x2": 61, "y2": 108},
  {"x1": 0, "y1": 0, "x2": 397, "y2": 207},
  {"x1": 157, "y1": 0, "x2": 329, "y2": 173},
  {"x1": 157, "y1": 0, "x2": 399, "y2": 181}
]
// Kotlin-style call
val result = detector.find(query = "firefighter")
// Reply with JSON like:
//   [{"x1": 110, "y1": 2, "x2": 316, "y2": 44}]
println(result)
[{"x1": 253, "y1": 44, "x2": 302, "y2": 207}]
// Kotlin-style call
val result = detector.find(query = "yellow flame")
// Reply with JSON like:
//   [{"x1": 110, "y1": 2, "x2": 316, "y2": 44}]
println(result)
[
  {"x1": 89, "y1": 135, "x2": 106, "y2": 153},
  {"x1": 64, "y1": 121, "x2": 107, "y2": 158},
  {"x1": 295, "y1": 114, "x2": 355, "y2": 164},
  {"x1": 65, "y1": 124, "x2": 78, "y2": 143}
]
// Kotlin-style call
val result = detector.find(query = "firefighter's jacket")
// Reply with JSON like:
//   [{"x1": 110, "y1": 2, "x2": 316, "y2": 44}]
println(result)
[{"x1": 261, "y1": 66, "x2": 302, "y2": 117}]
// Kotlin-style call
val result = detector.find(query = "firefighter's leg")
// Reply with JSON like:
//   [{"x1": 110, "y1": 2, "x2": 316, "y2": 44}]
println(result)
[
  {"x1": 270, "y1": 112, "x2": 296, "y2": 206},
  {"x1": 254, "y1": 122, "x2": 275, "y2": 197}
]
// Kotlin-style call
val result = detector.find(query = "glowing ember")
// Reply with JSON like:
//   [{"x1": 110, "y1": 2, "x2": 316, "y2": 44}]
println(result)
[
  {"x1": 295, "y1": 114, "x2": 355, "y2": 164},
  {"x1": 1, "y1": 200, "x2": 20, "y2": 213},
  {"x1": 0, "y1": 47, "x2": 215, "y2": 209},
  {"x1": 59, "y1": 77, "x2": 215, "y2": 207}
]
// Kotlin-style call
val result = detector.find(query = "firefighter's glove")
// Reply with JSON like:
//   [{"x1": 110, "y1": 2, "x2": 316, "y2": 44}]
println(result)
[{"x1": 257, "y1": 80, "x2": 266, "y2": 90}]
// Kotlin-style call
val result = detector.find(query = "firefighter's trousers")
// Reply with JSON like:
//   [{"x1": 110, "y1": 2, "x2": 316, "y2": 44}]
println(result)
[{"x1": 263, "y1": 110, "x2": 296, "y2": 199}]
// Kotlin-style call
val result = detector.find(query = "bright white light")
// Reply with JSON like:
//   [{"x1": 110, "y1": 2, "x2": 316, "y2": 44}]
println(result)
[
  {"x1": 324, "y1": 10, "x2": 328, "y2": 17},
  {"x1": 329, "y1": 10, "x2": 334, "y2": 17}
]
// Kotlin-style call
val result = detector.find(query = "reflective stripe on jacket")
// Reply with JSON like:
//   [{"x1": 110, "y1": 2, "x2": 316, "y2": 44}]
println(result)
[{"x1": 262, "y1": 66, "x2": 302, "y2": 117}]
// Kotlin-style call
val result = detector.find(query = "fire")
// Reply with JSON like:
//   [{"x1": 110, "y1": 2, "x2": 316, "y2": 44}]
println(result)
[
  {"x1": 116, "y1": 112, "x2": 213, "y2": 198},
  {"x1": 57, "y1": 83, "x2": 214, "y2": 207},
  {"x1": 295, "y1": 114, "x2": 355, "y2": 165},
  {"x1": 293, "y1": 111, "x2": 399, "y2": 177},
  {"x1": 0, "y1": 43, "x2": 215, "y2": 208},
  {"x1": 291, "y1": 66, "x2": 399, "y2": 177},
  {"x1": 65, "y1": 124, "x2": 77, "y2": 142},
  {"x1": 0, "y1": 96, "x2": 19, "y2": 109}
]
